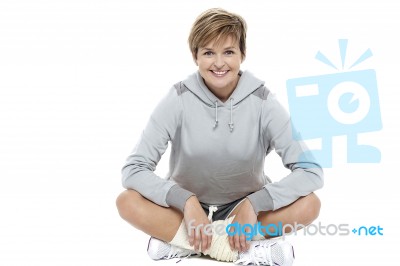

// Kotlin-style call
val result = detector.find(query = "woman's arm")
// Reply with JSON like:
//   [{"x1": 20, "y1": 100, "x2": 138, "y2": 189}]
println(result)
[
  {"x1": 248, "y1": 91, "x2": 324, "y2": 213},
  {"x1": 121, "y1": 85, "x2": 194, "y2": 211}
]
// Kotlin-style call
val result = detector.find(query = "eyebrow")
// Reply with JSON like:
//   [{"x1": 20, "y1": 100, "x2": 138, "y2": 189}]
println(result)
[{"x1": 200, "y1": 46, "x2": 238, "y2": 51}]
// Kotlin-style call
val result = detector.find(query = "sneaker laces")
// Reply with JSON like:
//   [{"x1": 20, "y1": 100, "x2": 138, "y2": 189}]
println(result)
[
  {"x1": 235, "y1": 240, "x2": 276, "y2": 266},
  {"x1": 166, "y1": 245, "x2": 201, "y2": 263}
]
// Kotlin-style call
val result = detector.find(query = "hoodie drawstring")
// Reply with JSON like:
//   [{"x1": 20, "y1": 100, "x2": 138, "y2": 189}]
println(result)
[
  {"x1": 213, "y1": 101, "x2": 218, "y2": 128},
  {"x1": 207, "y1": 205, "x2": 218, "y2": 222},
  {"x1": 228, "y1": 98, "x2": 234, "y2": 132},
  {"x1": 213, "y1": 98, "x2": 234, "y2": 132}
]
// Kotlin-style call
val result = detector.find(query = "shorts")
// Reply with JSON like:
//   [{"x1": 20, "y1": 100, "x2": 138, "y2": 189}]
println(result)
[{"x1": 200, "y1": 197, "x2": 246, "y2": 221}]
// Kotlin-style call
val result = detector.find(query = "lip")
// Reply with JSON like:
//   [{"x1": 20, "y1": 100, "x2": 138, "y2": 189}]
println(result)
[{"x1": 210, "y1": 70, "x2": 229, "y2": 77}]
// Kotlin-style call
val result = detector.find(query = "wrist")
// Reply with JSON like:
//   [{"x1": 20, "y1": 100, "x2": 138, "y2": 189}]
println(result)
[
  {"x1": 184, "y1": 195, "x2": 198, "y2": 211},
  {"x1": 166, "y1": 185, "x2": 195, "y2": 213},
  {"x1": 247, "y1": 188, "x2": 274, "y2": 214}
]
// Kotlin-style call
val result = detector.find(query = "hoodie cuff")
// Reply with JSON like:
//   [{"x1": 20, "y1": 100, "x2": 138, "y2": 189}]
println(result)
[
  {"x1": 247, "y1": 188, "x2": 274, "y2": 215},
  {"x1": 166, "y1": 184, "x2": 195, "y2": 213}
]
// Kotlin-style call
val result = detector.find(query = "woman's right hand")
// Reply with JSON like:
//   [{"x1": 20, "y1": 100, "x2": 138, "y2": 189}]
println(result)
[{"x1": 183, "y1": 196, "x2": 212, "y2": 252}]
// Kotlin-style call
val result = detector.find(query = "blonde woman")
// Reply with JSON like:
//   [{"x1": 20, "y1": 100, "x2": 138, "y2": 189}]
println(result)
[{"x1": 117, "y1": 8, "x2": 323, "y2": 265}]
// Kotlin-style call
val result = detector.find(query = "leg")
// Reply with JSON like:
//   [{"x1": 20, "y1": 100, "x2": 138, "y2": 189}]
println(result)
[
  {"x1": 259, "y1": 192, "x2": 321, "y2": 236},
  {"x1": 117, "y1": 190, "x2": 238, "y2": 262},
  {"x1": 229, "y1": 193, "x2": 321, "y2": 237},
  {"x1": 116, "y1": 189, "x2": 183, "y2": 242}
]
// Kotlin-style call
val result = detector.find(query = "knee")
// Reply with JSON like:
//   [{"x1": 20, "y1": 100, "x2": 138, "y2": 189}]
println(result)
[
  {"x1": 116, "y1": 189, "x2": 144, "y2": 221},
  {"x1": 301, "y1": 193, "x2": 321, "y2": 224}
]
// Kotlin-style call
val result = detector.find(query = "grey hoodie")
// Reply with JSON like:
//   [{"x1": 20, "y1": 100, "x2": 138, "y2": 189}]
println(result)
[{"x1": 121, "y1": 70, "x2": 323, "y2": 214}]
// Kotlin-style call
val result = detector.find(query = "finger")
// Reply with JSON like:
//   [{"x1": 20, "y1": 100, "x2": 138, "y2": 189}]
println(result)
[
  {"x1": 194, "y1": 229, "x2": 201, "y2": 251},
  {"x1": 234, "y1": 234, "x2": 241, "y2": 252},
  {"x1": 239, "y1": 234, "x2": 247, "y2": 252},
  {"x1": 188, "y1": 228, "x2": 194, "y2": 247},
  {"x1": 244, "y1": 226, "x2": 251, "y2": 251},
  {"x1": 207, "y1": 235, "x2": 212, "y2": 251},
  {"x1": 228, "y1": 235, "x2": 234, "y2": 250},
  {"x1": 245, "y1": 227, "x2": 251, "y2": 250},
  {"x1": 228, "y1": 226, "x2": 235, "y2": 250},
  {"x1": 201, "y1": 229, "x2": 208, "y2": 252},
  {"x1": 207, "y1": 228, "x2": 212, "y2": 251}
]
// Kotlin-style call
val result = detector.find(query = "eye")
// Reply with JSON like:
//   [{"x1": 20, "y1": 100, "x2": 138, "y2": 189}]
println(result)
[
  {"x1": 225, "y1": 50, "x2": 235, "y2": 55},
  {"x1": 204, "y1": 51, "x2": 214, "y2": 56}
]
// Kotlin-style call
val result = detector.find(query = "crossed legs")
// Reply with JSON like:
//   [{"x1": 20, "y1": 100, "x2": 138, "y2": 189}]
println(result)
[{"x1": 116, "y1": 190, "x2": 321, "y2": 242}]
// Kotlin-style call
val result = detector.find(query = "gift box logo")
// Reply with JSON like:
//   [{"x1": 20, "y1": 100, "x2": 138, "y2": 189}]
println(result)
[{"x1": 286, "y1": 39, "x2": 382, "y2": 167}]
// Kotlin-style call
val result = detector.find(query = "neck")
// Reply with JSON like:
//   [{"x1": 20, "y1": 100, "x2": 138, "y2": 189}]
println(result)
[{"x1": 204, "y1": 76, "x2": 239, "y2": 103}]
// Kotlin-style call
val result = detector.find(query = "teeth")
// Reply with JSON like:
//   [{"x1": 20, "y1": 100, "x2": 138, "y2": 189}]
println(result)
[{"x1": 212, "y1": 70, "x2": 228, "y2": 75}]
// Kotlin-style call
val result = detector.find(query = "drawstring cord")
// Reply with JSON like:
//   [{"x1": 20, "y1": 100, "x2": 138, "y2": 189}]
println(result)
[
  {"x1": 228, "y1": 98, "x2": 234, "y2": 132},
  {"x1": 208, "y1": 205, "x2": 218, "y2": 222},
  {"x1": 213, "y1": 101, "x2": 218, "y2": 128},
  {"x1": 213, "y1": 98, "x2": 234, "y2": 132}
]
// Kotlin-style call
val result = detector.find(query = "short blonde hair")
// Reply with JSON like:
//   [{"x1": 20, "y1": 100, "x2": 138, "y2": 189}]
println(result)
[{"x1": 188, "y1": 8, "x2": 247, "y2": 59}]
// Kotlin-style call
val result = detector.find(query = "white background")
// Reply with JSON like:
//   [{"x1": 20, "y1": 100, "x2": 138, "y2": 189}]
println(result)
[{"x1": 1, "y1": 0, "x2": 399, "y2": 265}]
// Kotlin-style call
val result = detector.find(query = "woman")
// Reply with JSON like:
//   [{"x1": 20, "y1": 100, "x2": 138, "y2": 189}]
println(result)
[{"x1": 116, "y1": 8, "x2": 323, "y2": 265}]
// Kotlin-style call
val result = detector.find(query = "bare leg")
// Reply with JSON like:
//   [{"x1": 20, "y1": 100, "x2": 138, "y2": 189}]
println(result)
[
  {"x1": 117, "y1": 190, "x2": 320, "y2": 243},
  {"x1": 116, "y1": 189, "x2": 183, "y2": 242},
  {"x1": 229, "y1": 193, "x2": 321, "y2": 237}
]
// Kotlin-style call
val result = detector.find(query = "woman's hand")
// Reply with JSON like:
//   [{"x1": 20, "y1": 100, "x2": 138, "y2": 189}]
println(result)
[
  {"x1": 183, "y1": 196, "x2": 212, "y2": 252},
  {"x1": 228, "y1": 198, "x2": 258, "y2": 252}
]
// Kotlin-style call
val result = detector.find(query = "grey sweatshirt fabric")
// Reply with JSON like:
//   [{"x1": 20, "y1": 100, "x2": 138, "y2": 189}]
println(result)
[{"x1": 121, "y1": 70, "x2": 323, "y2": 214}]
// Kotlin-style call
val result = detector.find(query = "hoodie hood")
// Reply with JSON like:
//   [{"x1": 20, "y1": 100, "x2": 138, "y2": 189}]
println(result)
[
  {"x1": 182, "y1": 70, "x2": 265, "y2": 131},
  {"x1": 183, "y1": 70, "x2": 264, "y2": 106}
]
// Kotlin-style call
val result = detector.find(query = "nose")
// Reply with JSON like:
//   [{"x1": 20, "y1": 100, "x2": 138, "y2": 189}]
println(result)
[{"x1": 214, "y1": 54, "x2": 225, "y2": 69}]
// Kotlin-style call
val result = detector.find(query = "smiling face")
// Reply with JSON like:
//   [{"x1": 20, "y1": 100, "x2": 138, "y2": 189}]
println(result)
[{"x1": 195, "y1": 35, "x2": 243, "y2": 102}]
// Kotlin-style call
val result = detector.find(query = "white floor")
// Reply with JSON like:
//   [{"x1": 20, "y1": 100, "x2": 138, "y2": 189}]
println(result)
[{"x1": 0, "y1": 184, "x2": 397, "y2": 266}]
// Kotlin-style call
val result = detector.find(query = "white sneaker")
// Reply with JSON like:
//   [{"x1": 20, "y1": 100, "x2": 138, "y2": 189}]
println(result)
[
  {"x1": 234, "y1": 239, "x2": 294, "y2": 266},
  {"x1": 147, "y1": 237, "x2": 201, "y2": 261}
]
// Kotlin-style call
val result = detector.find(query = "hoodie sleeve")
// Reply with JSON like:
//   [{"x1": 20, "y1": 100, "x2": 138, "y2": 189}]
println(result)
[
  {"x1": 121, "y1": 86, "x2": 194, "y2": 211},
  {"x1": 249, "y1": 93, "x2": 324, "y2": 212}
]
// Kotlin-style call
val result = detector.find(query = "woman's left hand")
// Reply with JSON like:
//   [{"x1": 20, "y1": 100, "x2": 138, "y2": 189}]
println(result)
[{"x1": 228, "y1": 198, "x2": 258, "y2": 252}]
